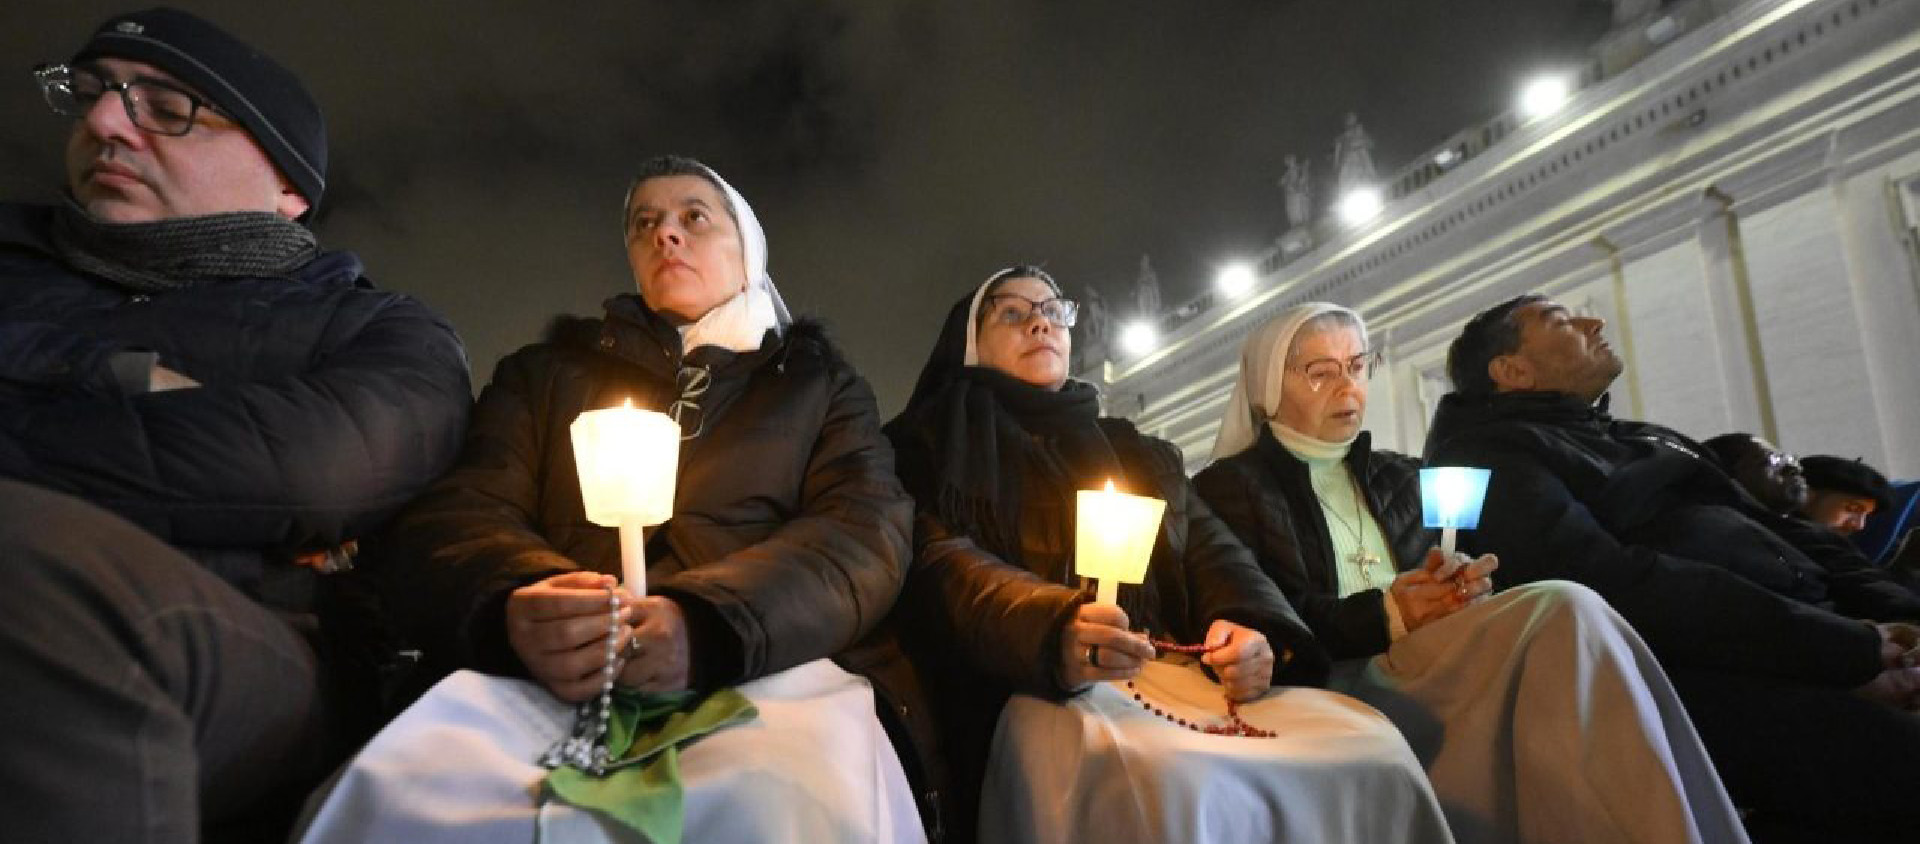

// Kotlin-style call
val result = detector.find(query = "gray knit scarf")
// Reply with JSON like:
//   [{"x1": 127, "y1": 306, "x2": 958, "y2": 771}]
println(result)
[{"x1": 50, "y1": 200, "x2": 318, "y2": 293}]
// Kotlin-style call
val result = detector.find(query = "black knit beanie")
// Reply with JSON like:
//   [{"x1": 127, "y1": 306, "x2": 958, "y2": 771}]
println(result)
[
  {"x1": 71, "y1": 7, "x2": 327, "y2": 219},
  {"x1": 1800, "y1": 455, "x2": 1893, "y2": 513}
]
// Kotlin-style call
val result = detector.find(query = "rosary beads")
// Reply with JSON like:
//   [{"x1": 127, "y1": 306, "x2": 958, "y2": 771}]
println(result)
[
  {"x1": 1126, "y1": 637, "x2": 1277, "y2": 738},
  {"x1": 539, "y1": 585, "x2": 625, "y2": 775}
]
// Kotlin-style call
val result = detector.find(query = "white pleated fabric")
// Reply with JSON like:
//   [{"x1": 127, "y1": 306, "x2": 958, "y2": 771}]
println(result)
[
  {"x1": 293, "y1": 660, "x2": 925, "y2": 844},
  {"x1": 1333, "y1": 581, "x2": 1750, "y2": 844},
  {"x1": 980, "y1": 659, "x2": 1456, "y2": 844}
]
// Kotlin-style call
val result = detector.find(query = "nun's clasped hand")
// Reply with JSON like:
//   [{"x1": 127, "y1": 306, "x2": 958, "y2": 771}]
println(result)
[
  {"x1": 1391, "y1": 548, "x2": 1500, "y2": 632},
  {"x1": 1200, "y1": 620, "x2": 1275, "y2": 703},
  {"x1": 616, "y1": 594, "x2": 692, "y2": 694},
  {"x1": 506, "y1": 571, "x2": 634, "y2": 703},
  {"x1": 1062, "y1": 602, "x2": 1156, "y2": 688}
]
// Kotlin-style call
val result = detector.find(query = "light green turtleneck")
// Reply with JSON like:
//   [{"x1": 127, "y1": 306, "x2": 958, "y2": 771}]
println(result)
[{"x1": 1271, "y1": 422, "x2": 1408, "y2": 640}]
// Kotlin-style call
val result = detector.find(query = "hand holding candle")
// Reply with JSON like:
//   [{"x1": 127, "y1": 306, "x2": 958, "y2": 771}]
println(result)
[
  {"x1": 1075, "y1": 480, "x2": 1167, "y2": 607},
  {"x1": 572, "y1": 400, "x2": 679, "y2": 594}
]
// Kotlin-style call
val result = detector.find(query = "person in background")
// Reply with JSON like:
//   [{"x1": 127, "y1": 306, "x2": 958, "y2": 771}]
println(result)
[
  {"x1": 1798, "y1": 454, "x2": 1892, "y2": 537},
  {"x1": 1702, "y1": 433, "x2": 1808, "y2": 517},
  {"x1": 1426, "y1": 294, "x2": 1920, "y2": 842}
]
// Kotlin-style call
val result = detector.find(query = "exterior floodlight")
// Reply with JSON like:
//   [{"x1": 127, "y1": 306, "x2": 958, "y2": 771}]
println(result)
[
  {"x1": 1336, "y1": 187, "x2": 1384, "y2": 227},
  {"x1": 1518, "y1": 74, "x2": 1573, "y2": 122},
  {"x1": 1216, "y1": 263, "x2": 1256, "y2": 299},
  {"x1": 1120, "y1": 320, "x2": 1158, "y2": 356}
]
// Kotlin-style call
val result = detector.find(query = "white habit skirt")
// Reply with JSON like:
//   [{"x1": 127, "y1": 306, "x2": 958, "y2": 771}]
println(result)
[
  {"x1": 980, "y1": 658, "x2": 1456, "y2": 843},
  {"x1": 1332, "y1": 580, "x2": 1750, "y2": 844},
  {"x1": 293, "y1": 659, "x2": 927, "y2": 844}
]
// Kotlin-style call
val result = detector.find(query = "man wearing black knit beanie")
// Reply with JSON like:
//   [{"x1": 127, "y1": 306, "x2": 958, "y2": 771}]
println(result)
[
  {"x1": 0, "y1": 8, "x2": 472, "y2": 842},
  {"x1": 1799, "y1": 454, "x2": 1894, "y2": 538}
]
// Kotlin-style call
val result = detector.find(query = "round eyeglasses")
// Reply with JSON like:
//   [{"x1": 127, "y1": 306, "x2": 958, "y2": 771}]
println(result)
[
  {"x1": 1294, "y1": 351, "x2": 1381, "y2": 392},
  {"x1": 34, "y1": 63, "x2": 225, "y2": 137}
]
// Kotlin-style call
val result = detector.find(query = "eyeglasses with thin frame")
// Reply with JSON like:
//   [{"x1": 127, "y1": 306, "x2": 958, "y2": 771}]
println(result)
[
  {"x1": 34, "y1": 63, "x2": 226, "y2": 137},
  {"x1": 1293, "y1": 350, "x2": 1381, "y2": 393},
  {"x1": 1756, "y1": 449, "x2": 1800, "y2": 474},
  {"x1": 982, "y1": 294, "x2": 1079, "y2": 329}
]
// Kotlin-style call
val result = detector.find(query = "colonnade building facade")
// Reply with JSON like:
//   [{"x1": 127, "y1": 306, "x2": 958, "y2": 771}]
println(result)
[{"x1": 1089, "y1": 0, "x2": 1920, "y2": 479}]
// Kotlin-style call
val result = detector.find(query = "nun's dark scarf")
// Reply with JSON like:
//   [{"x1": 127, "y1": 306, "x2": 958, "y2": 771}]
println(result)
[{"x1": 886, "y1": 292, "x2": 1125, "y2": 564}]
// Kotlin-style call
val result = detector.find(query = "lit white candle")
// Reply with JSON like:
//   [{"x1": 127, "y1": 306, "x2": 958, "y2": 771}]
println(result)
[
  {"x1": 1075, "y1": 480, "x2": 1167, "y2": 607},
  {"x1": 571, "y1": 400, "x2": 680, "y2": 593},
  {"x1": 1419, "y1": 466, "x2": 1491, "y2": 556}
]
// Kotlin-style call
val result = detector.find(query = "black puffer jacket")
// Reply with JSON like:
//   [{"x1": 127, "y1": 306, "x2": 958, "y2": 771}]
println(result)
[
  {"x1": 385, "y1": 295, "x2": 912, "y2": 680},
  {"x1": 0, "y1": 203, "x2": 471, "y2": 612},
  {"x1": 1424, "y1": 390, "x2": 1917, "y2": 688},
  {"x1": 1195, "y1": 428, "x2": 1430, "y2": 660},
  {"x1": 377, "y1": 295, "x2": 938, "y2": 827}
]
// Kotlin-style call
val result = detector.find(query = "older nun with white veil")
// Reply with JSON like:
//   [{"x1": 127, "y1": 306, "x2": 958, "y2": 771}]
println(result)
[{"x1": 1193, "y1": 302, "x2": 1749, "y2": 844}]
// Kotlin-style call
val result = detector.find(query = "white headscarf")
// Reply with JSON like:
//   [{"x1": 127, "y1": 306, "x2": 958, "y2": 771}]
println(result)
[
  {"x1": 1209, "y1": 302, "x2": 1368, "y2": 461},
  {"x1": 961, "y1": 275, "x2": 995, "y2": 367},
  {"x1": 624, "y1": 162, "x2": 793, "y2": 353}
]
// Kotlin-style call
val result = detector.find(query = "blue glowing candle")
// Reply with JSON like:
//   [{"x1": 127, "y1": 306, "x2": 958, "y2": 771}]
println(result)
[{"x1": 1419, "y1": 466, "x2": 1491, "y2": 556}]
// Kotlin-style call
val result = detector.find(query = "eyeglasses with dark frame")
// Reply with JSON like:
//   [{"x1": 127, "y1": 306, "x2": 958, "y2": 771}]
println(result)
[
  {"x1": 1293, "y1": 350, "x2": 1381, "y2": 393},
  {"x1": 982, "y1": 294, "x2": 1079, "y2": 329},
  {"x1": 33, "y1": 63, "x2": 227, "y2": 137}
]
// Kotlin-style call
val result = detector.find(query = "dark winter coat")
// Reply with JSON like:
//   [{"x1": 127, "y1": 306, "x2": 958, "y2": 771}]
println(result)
[
  {"x1": 0, "y1": 202, "x2": 472, "y2": 613},
  {"x1": 894, "y1": 415, "x2": 1331, "y2": 697},
  {"x1": 1194, "y1": 427, "x2": 1432, "y2": 660},
  {"x1": 375, "y1": 295, "x2": 938, "y2": 829},
  {"x1": 887, "y1": 409, "x2": 1329, "y2": 844},
  {"x1": 1423, "y1": 389, "x2": 1918, "y2": 688}
]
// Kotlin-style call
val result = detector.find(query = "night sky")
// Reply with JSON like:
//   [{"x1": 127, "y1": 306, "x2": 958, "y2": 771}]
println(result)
[{"x1": 1, "y1": 1, "x2": 1610, "y2": 413}]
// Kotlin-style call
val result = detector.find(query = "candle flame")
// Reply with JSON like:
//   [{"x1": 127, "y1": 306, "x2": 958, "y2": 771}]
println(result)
[
  {"x1": 622, "y1": 397, "x2": 634, "y2": 409},
  {"x1": 1104, "y1": 479, "x2": 1116, "y2": 492}
]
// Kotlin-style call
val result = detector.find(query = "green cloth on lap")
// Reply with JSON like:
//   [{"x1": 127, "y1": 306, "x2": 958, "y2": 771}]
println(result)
[{"x1": 545, "y1": 688, "x2": 757, "y2": 843}]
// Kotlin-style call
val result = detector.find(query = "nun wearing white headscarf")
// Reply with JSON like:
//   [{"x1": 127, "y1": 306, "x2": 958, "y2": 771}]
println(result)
[
  {"x1": 1194, "y1": 303, "x2": 1749, "y2": 844},
  {"x1": 293, "y1": 156, "x2": 928, "y2": 844}
]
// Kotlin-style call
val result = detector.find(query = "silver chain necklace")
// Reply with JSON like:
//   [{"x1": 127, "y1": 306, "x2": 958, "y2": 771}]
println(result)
[{"x1": 1319, "y1": 473, "x2": 1382, "y2": 587}]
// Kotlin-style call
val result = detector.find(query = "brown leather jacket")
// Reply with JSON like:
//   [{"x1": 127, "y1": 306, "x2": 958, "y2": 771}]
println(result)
[{"x1": 886, "y1": 414, "x2": 1328, "y2": 843}]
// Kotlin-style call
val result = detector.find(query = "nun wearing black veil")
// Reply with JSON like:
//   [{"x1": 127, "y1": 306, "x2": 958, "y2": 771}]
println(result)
[
  {"x1": 293, "y1": 156, "x2": 928, "y2": 844},
  {"x1": 883, "y1": 267, "x2": 1453, "y2": 844}
]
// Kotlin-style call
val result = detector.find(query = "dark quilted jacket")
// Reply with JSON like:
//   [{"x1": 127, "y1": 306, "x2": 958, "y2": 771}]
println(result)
[
  {"x1": 0, "y1": 202, "x2": 472, "y2": 612},
  {"x1": 1423, "y1": 389, "x2": 1911, "y2": 687},
  {"x1": 1194, "y1": 427, "x2": 1432, "y2": 660}
]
